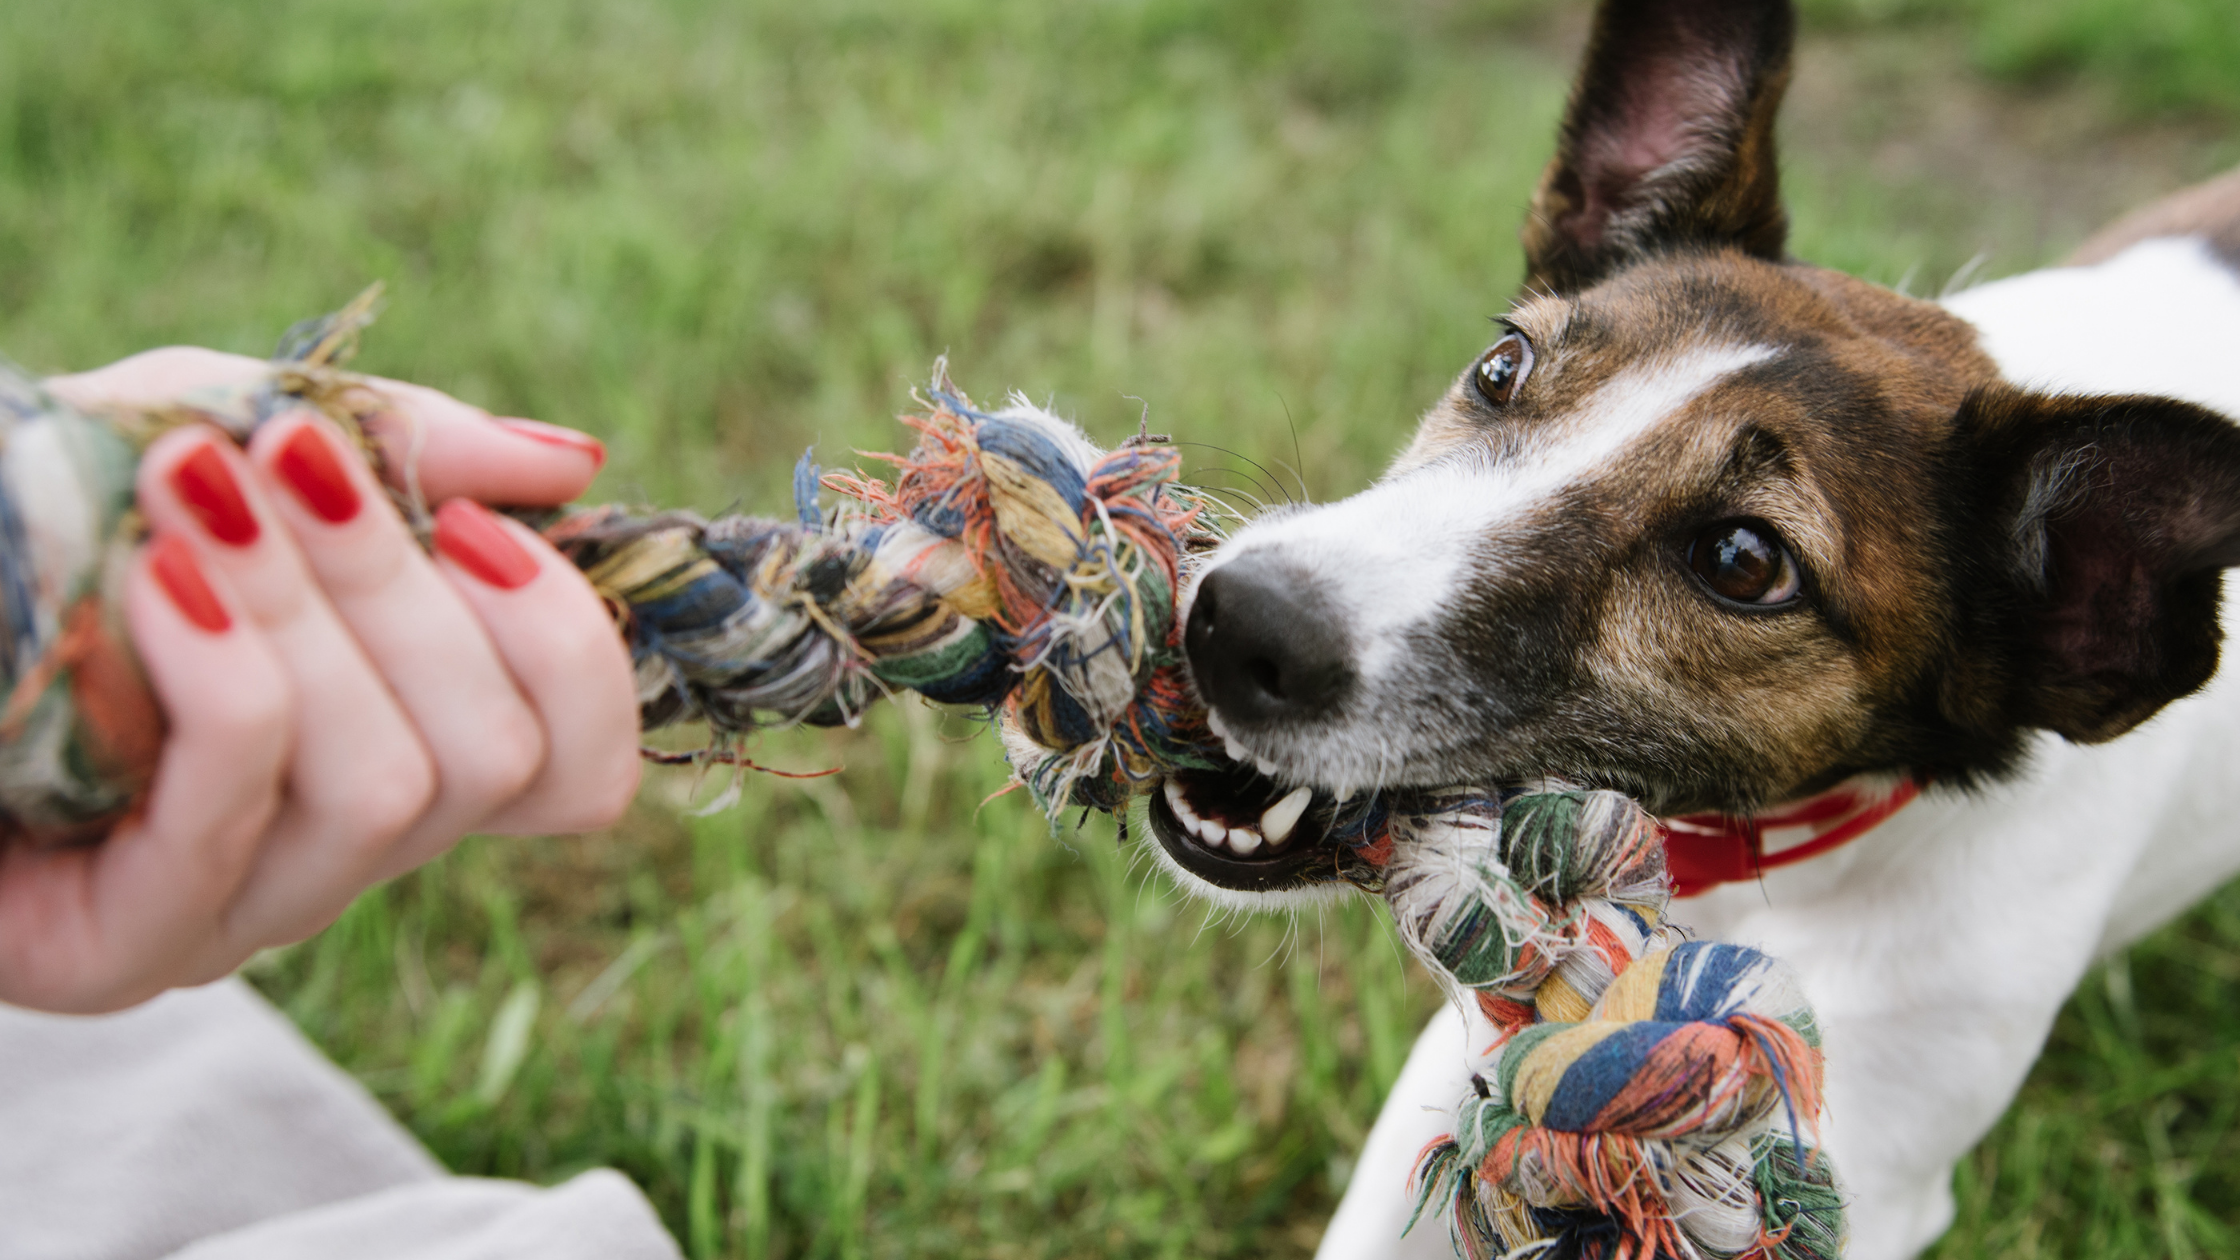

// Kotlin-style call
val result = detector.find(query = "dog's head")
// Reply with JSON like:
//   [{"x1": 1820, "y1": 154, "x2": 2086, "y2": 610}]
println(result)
[{"x1": 1147, "y1": 0, "x2": 2240, "y2": 904}]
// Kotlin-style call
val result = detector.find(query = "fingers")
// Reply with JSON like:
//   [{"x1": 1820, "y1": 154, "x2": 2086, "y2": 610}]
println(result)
[
  {"x1": 136, "y1": 423, "x2": 440, "y2": 951},
  {"x1": 44, "y1": 346, "x2": 267, "y2": 410},
  {"x1": 243, "y1": 412, "x2": 572, "y2": 875},
  {"x1": 223, "y1": 410, "x2": 634, "y2": 855},
  {"x1": 0, "y1": 537, "x2": 288, "y2": 1013},
  {"x1": 45, "y1": 346, "x2": 607, "y2": 509},
  {"x1": 357, "y1": 376, "x2": 604, "y2": 507},
  {"x1": 428, "y1": 501, "x2": 640, "y2": 840}
]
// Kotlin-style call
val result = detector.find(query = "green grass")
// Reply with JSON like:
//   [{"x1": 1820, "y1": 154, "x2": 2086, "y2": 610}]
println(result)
[
  {"x1": 3, "y1": 1, "x2": 2238, "y2": 1256},
  {"x1": 1945, "y1": 895, "x2": 2240, "y2": 1257},
  {"x1": 1975, "y1": 0, "x2": 2240, "y2": 120},
  {"x1": 247, "y1": 714, "x2": 1429, "y2": 1257},
  {"x1": 1804, "y1": 0, "x2": 2240, "y2": 121}
]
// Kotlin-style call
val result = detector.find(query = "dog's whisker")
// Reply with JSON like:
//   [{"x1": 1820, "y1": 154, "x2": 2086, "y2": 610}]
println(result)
[
  {"x1": 1172, "y1": 440, "x2": 1294, "y2": 508},
  {"x1": 1274, "y1": 392, "x2": 1312, "y2": 505}
]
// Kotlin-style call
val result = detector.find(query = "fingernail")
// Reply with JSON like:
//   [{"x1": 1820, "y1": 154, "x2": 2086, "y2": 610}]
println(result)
[
  {"x1": 433, "y1": 500, "x2": 539, "y2": 590},
  {"x1": 495, "y1": 418, "x2": 607, "y2": 470},
  {"x1": 273, "y1": 423, "x2": 363, "y2": 524},
  {"x1": 148, "y1": 535, "x2": 231, "y2": 633},
  {"x1": 169, "y1": 444, "x2": 260, "y2": 546}
]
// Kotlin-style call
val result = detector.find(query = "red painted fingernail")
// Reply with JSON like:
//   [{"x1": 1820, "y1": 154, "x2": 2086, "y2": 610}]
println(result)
[
  {"x1": 433, "y1": 500, "x2": 539, "y2": 590},
  {"x1": 169, "y1": 444, "x2": 260, "y2": 546},
  {"x1": 148, "y1": 535, "x2": 231, "y2": 633},
  {"x1": 495, "y1": 418, "x2": 607, "y2": 470},
  {"x1": 273, "y1": 424, "x2": 363, "y2": 524}
]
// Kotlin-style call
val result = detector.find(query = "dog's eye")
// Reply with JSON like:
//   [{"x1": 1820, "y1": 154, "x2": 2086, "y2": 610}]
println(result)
[
  {"x1": 1472, "y1": 333, "x2": 1533, "y2": 407},
  {"x1": 1688, "y1": 520, "x2": 1802, "y2": 606}
]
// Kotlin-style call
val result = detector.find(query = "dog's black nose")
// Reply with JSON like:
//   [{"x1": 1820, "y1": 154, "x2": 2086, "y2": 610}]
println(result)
[{"x1": 1185, "y1": 554, "x2": 1356, "y2": 725}]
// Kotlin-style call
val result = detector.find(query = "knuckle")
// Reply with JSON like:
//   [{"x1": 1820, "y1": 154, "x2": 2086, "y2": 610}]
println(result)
[
  {"x1": 190, "y1": 673, "x2": 294, "y2": 755},
  {"x1": 544, "y1": 606, "x2": 622, "y2": 678},
  {"x1": 480, "y1": 728, "x2": 637, "y2": 837},
  {"x1": 376, "y1": 746, "x2": 440, "y2": 833},
  {"x1": 318, "y1": 742, "x2": 437, "y2": 852},
  {"x1": 451, "y1": 710, "x2": 547, "y2": 809},
  {"x1": 543, "y1": 759, "x2": 641, "y2": 835},
  {"x1": 581, "y1": 759, "x2": 642, "y2": 830},
  {"x1": 304, "y1": 524, "x2": 415, "y2": 602}
]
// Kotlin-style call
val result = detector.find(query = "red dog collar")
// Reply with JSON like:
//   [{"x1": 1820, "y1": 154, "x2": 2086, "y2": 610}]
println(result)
[{"x1": 1661, "y1": 777, "x2": 1921, "y2": 898}]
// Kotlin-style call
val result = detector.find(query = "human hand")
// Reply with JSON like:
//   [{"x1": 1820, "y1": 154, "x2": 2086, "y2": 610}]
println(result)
[{"x1": 0, "y1": 347, "x2": 640, "y2": 1014}]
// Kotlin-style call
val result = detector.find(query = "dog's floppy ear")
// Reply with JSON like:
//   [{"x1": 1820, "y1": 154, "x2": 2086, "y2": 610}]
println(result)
[
  {"x1": 1960, "y1": 387, "x2": 2240, "y2": 743},
  {"x1": 1521, "y1": 0, "x2": 1795, "y2": 293}
]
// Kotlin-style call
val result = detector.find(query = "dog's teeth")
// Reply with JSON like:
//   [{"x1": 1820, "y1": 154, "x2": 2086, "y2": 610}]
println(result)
[
  {"x1": 1164, "y1": 779, "x2": 1200, "y2": 827},
  {"x1": 1227, "y1": 826, "x2": 1263, "y2": 856},
  {"x1": 1333, "y1": 784, "x2": 1357, "y2": 805},
  {"x1": 1254, "y1": 754, "x2": 1281, "y2": 777},
  {"x1": 1223, "y1": 733, "x2": 1252, "y2": 764},
  {"x1": 1261, "y1": 786, "x2": 1312, "y2": 845},
  {"x1": 1206, "y1": 710, "x2": 1231, "y2": 740},
  {"x1": 1195, "y1": 818, "x2": 1229, "y2": 846}
]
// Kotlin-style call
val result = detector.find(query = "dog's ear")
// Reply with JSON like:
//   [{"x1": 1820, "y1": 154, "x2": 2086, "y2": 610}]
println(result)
[
  {"x1": 1521, "y1": 0, "x2": 1795, "y2": 293},
  {"x1": 1959, "y1": 387, "x2": 2240, "y2": 743}
]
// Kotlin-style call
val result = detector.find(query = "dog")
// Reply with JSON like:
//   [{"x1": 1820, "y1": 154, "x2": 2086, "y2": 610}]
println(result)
[{"x1": 1127, "y1": 1, "x2": 2240, "y2": 1256}]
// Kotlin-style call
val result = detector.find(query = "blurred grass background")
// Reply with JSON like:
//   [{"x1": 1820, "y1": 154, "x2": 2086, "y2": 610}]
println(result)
[{"x1": 4, "y1": 0, "x2": 2239, "y2": 1255}]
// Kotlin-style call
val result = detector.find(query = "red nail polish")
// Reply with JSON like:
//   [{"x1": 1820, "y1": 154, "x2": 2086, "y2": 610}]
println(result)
[
  {"x1": 495, "y1": 418, "x2": 607, "y2": 470},
  {"x1": 169, "y1": 444, "x2": 260, "y2": 546},
  {"x1": 273, "y1": 424, "x2": 363, "y2": 524},
  {"x1": 433, "y1": 500, "x2": 539, "y2": 590},
  {"x1": 148, "y1": 535, "x2": 231, "y2": 633}
]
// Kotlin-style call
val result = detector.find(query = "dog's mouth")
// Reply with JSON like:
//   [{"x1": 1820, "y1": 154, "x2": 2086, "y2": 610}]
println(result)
[{"x1": 1145, "y1": 757, "x2": 1379, "y2": 894}]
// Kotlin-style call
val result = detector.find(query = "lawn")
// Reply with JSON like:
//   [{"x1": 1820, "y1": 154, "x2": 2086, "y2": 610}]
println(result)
[{"x1": 4, "y1": 0, "x2": 2239, "y2": 1255}]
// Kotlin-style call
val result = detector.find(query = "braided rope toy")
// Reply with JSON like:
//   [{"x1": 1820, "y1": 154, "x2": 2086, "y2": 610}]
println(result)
[
  {"x1": 1384, "y1": 790, "x2": 1844, "y2": 1259},
  {"x1": 0, "y1": 296, "x2": 1842, "y2": 1257}
]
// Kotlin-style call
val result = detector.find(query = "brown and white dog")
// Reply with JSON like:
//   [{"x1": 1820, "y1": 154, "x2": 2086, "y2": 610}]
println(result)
[{"x1": 1132, "y1": 1, "x2": 2240, "y2": 1255}]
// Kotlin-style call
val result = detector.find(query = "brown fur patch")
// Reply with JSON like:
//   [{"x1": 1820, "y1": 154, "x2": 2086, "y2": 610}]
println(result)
[{"x1": 1395, "y1": 250, "x2": 2015, "y2": 810}]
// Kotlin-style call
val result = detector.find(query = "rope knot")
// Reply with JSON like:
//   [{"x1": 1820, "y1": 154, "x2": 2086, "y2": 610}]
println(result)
[{"x1": 1389, "y1": 790, "x2": 1847, "y2": 1260}]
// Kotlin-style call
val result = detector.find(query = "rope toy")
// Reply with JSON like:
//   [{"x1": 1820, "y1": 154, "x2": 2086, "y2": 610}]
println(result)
[
  {"x1": 530, "y1": 376, "x2": 1223, "y2": 812},
  {"x1": 1385, "y1": 788, "x2": 1845, "y2": 1260},
  {"x1": 0, "y1": 294, "x2": 1844, "y2": 1257}
]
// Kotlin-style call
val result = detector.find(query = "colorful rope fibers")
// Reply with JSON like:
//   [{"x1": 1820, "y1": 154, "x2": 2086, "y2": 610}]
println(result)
[
  {"x1": 536, "y1": 367, "x2": 1224, "y2": 813},
  {"x1": 0, "y1": 291, "x2": 1221, "y2": 846},
  {"x1": 1383, "y1": 788, "x2": 1846, "y2": 1260}
]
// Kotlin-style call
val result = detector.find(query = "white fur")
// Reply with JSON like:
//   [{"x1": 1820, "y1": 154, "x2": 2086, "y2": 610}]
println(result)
[
  {"x1": 1313, "y1": 234, "x2": 2240, "y2": 1260},
  {"x1": 1943, "y1": 236, "x2": 2240, "y2": 418},
  {"x1": 1200, "y1": 342, "x2": 1774, "y2": 780}
]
